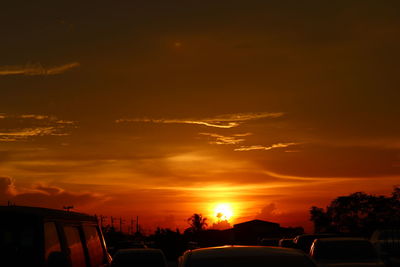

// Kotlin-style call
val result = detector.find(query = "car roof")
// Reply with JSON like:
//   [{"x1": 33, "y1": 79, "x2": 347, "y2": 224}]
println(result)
[
  {"x1": 297, "y1": 234, "x2": 336, "y2": 238},
  {"x1": 187, "y1": 245, "x2": 306, "y2": 259},
  {"x1": 0, "y1": 206, "x2": 96, "y2": 222},
  {"x1": 115, "y1": 248, "x2": 164, "y2": 255},
  {"x1": 315, "y1": 237, "x2": 368, "y2": 243}
]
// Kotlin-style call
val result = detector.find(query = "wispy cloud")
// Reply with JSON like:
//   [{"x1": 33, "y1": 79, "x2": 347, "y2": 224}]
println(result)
[
  {"x1": 200, "y1": 133, "x2": 252, "y2": 145},
  {"x1": 262, "y1": 170, "x2": 345, "y2": 181},
  {"x1": 0, "y1": 114, "x2": 76, "y2": 142},
  {"x1": 20, "y1": 114, "x2": 50, "y2": 120},
  {"x1": 0, "y1": 127, "x2": 62, "y2": 142},
  {"x1": 116, "y1": 112, "x2": 284, "y2": 129},
  {"x1": 0, "y1": 62, "x2": 80, "y2": 76},
  {"x1": 0, "y1": 114, "x2": 75, "y2": 124},
  {"x1": 235, "y1": 142, "x2": 299, "y2": 151}
]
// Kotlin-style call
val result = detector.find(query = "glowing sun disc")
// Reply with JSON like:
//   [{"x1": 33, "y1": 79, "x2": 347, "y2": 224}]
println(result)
[{"x1": 214, "y1": 203, "x2": 233, "y2": 221}]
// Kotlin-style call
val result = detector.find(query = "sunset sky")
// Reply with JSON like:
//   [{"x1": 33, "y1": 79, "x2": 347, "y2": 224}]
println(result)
[{"x1": 1, "y1": 1, "x2": 400, "y2": 233}]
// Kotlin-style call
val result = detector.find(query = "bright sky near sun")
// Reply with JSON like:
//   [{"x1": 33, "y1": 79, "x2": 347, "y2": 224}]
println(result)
[{"x1": 1, "y1": 1, "x2": 400, "y2": 233}]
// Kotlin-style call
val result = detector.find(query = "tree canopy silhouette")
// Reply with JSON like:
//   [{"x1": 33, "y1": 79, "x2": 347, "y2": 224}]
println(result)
[
  {"x1": 186, "y1": 213, "x2": 208, "y2": 233},
  {"x1": 310, "y1": 186, "x2": 400, "y2": 235}
]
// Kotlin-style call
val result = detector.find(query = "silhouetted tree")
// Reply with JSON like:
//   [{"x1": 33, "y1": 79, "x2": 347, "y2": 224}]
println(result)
[
  {"x1": 310, "y1": 206, "x2": 332, "y2": 233},
  {"x1": 310, "y1": 186, "x2": 400, "y2": 236},
  {"x1": 186, "y1": 213, "x2": 208, "y2": 233}
]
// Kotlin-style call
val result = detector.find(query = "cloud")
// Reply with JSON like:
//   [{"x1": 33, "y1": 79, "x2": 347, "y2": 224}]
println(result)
[
  {"x1": 199, "y1": 133, "x2": 251, "y2": 145},
  {"x1": 20, "y1": 114, "x2": 50, "y2": 120},
  {"x1": 235, "y1": 142, "x2": 299, "y2": 151},
  {"x1": 254, "y1": 203, "x2": 308, "y2": 228},
  {"x1": 0, "y1": 177, "x2": 16, "y2": 195},
  {"x1": 116, "y1": 112, "x2": 284, "y2": 129},
  {"x1": 210, "y1": 220, "x2": 231, "y2": 230},
  {"x1": 0, "y1": 62, "x2": 80, "y2": 76},
  {"x1": 0, "y1": 177, "x2": 103, "y2": 210},
  {"x1": 0, "y1": 127, "x2": 61, "y2": 141},
  {"x1": 255, "y1": 203, "x2": 281, "y2": 219},
  {"x1": 0, "y1": 114, "x2": 76, "y2": 142}
]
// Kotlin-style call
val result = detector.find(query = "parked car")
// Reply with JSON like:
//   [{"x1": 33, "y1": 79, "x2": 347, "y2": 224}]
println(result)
[
  {"x1": 279, "y1": 238, "x2": 295, "y2": 248},
  {"x1": 371, "y1": 229, "x2": 400, "y2": 267},
  {"x1": 259, "y1": 238, "x2": 280, "y2": 246},
  {"x1": 111, "y1": 248, "x2": 167, "y2": 267},
  {"x1": 0, "y1": 206, "x2": 111, "y2": 267},
  {"x1": 178, "y1": 245, "x2": 317, "y2": 267},
  {"x1": 108, "y1": 240, "x2": 147, "y2": 255},
  {"x1": 310, "y1": 237, "x2": 385, "y2": 267},
  {"x1": 293, "y1": 234, "x2": 338, "y2": 253}
]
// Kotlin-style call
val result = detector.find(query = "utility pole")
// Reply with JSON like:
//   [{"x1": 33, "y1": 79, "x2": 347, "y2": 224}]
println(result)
[
  {"x1": 130, "y1": 218, "x2": 134, "y2": 235},
  {"x1": 111, "y1": 216, "x2": 115, "y2": 229},
  {"x1": 136, "y1": 216, "x2": 139, "y2": 234},
  {"x1": 119, "y1": 217, "x2": 125, "y2": 233},
  {"x1": 99, "y1": 215, "x2": 107, "y2": 229}
]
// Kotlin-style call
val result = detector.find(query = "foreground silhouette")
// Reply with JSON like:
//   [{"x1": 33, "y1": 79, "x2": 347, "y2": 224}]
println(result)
[{"x1": 310, "y1": 186, "x2": 400, "y2": 235}]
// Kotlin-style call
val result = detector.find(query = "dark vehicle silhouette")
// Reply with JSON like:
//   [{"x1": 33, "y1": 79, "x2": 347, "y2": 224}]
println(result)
[
  {"x1": 111, "y1": 248, "x2": 167, "y2": 267},
  {"x1": 310, "y1": 237, "x2": 385, "y2": 267},
  {"x1": 0, "y1": 206, "x2": 111, "y2": 267},
  {"x1": 178, "y1": 245, "x2": 317, "y2": 267},
  {"x1": 108, "y1": 241, "x2": 147, "y2": 255},
  {"x1": 371, "y1": 229, "x2": 400, "y2": 267},
  {"x1": 294, "y1": 234, "x2": 338, "y2": 253},
  {"x1": 259, "y1": 238, "x2": 280, "y2": 246},
  {"x1": 279, "y1": 238, "x2": 295, "y2": 248}
]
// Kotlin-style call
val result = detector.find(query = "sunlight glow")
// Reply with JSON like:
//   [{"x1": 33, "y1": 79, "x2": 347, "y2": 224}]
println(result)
[{"x1": 214, "y1": 203, "x2": 233, "y2": 221}]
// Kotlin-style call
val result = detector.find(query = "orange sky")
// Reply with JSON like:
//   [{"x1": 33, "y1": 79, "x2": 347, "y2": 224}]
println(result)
[{"x1": 1, "y1": 1, "x2": 400, "y2": 233}]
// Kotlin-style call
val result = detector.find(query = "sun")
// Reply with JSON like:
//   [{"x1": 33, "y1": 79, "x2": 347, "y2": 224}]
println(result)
[{"x1": 214, "y1": 203, "x2": 233, "y2": 221}]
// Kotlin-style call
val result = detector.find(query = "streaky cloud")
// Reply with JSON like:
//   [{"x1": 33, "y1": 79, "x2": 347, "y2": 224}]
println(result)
[
  {"x1": 0, "y1": 114, "x2": 76, "y2": 142},
  {"x1": 20, "y1": 114, "x2": 50, "y2": 120},
  {"x1": 235, "y1": 142, "x2": 299, "y2": 151},
  {"x1": 0, "y1": 62, "x2": 80, "y2": 76},
  {"x1": 0, "y1": 127, "x2": 60, "y2": 141},
  {"x1": 199, "y1": 132, "x2": 250, "y2": 145},
  {"x1": 116, "y1": 112, "x2": 284, "y2": 128},
  {"x1": 262, "y1": 170, "x2": 348, "y2": 182}
]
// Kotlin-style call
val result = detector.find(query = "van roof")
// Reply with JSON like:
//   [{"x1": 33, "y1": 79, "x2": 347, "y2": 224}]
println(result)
[{"x1": 0, "y1": 205, "x2": 97, "y2": 222}]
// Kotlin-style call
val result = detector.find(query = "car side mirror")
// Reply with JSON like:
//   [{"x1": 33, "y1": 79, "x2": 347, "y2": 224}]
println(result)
[{"x1": 47, "y1": 251, "x2": 70, "y2": 267}]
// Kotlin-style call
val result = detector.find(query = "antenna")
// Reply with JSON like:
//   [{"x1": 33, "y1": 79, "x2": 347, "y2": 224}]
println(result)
[
  {"x1": 63, "y1": 205, "x2": 74, "y2": 212},
  {"x1": 99, "y1": 215, "x2": 108, "y2": 229}
]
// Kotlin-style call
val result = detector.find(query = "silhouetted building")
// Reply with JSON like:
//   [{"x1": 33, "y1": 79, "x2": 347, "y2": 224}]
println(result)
[
  {"x1": 233, "y1": 220, "x2": 304, "y2": 245},
  {"x1": 234, "y1": 220, "x2": 280, "y2": 244},
  {"x1": 185, "y1": 219, "x2": 304, "y2": 247}
]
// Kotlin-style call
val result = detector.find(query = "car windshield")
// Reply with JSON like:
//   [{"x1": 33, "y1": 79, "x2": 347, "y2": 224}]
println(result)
[
  {"x1": 314, "y1": 241, "x2": 378, "y2": 261},
  {"x1": 379, "y1": 230, "x2": 400, "y2": 240},
  {"x1": 187, "y1": 254, "x2": 316, "y2": 267},
  {"x1": 0, "y1": 216, "x2": 40, "y2": 266}
]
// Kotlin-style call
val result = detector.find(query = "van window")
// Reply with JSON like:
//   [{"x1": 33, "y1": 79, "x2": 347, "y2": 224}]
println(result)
[
  {"x1": 83, "y1": 225, "x2": 105, "y2": 267},
  {"x1": 0, "y1": 217, "x2": 39, "y2": 267},
  {"x1": 64, "y1": 226, "x2": 87, "y2": 267},
  {"x1": 44, "y1": 222, "x2": 61, "y2": 260}
]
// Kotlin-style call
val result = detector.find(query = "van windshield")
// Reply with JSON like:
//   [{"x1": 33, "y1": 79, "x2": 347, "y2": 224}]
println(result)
[{"x1": 0, "y1": 216, "x2": 40, "y2": 267}]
